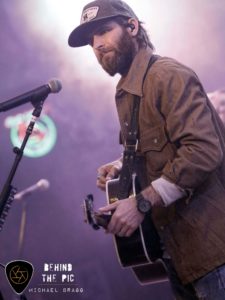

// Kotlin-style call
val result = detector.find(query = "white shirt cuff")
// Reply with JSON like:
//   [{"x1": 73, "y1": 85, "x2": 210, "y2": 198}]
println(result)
[{"x1": 151, "y1": 177, "x2": 187, "y2": 206}]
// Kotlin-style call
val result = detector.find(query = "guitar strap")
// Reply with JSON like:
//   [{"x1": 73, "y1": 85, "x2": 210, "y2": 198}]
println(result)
[{"x1": 118, "y1": 54, "x2": 160, "y2": 200}]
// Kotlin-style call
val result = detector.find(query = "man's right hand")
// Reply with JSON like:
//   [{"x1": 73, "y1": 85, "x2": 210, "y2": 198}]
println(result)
[{"x1": 96, "y1": 159, "x2": 122, "y2": 191}]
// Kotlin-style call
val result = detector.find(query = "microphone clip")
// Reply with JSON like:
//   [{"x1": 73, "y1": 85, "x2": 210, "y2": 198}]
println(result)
[{"x1": 32, "y1": 98, "x2": 45, "y2": 118}]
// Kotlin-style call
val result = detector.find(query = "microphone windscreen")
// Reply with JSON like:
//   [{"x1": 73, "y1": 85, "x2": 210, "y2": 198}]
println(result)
[
  {"x1": 37, "y1": 179, "x2": 50, "y2": 190},
  {"x1": 48, "y1": 79, "x2": 62, "y2": 93}
]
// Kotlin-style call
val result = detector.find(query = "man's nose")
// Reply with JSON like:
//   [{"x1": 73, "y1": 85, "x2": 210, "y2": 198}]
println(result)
[{"x1": 93, "y1": 35, "x2": 105, "y2": 50}]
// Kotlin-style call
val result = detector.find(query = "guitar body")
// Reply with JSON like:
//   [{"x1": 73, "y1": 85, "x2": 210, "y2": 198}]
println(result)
[
  {"x1": 132, "y1": 262, "x2": 168, "y2": 285},
  {"x1": 106, "y1": 176, "x2": 168, "y2": 284},
  {"x1": 84, "y1": 175, "x2": 168, "y2": 285}
]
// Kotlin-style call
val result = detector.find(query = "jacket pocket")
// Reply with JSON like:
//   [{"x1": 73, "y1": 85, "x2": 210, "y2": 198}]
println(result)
[
  {"x1": 140, "y1": 125, "x2": 168, "y2": 152},
  {"x1": 140, "y1": 125, "x2": 175, "y2": 173}
]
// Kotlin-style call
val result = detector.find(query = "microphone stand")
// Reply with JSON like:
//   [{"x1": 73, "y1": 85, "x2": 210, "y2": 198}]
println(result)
[
  {"x1": 0, "y1": 98, "x2": 46, "y2": 300},
  {"x1": 0, "y1": 99, "x2": 45, "y2": 227},
  {"x1": 18, "y1": 200, "x2": 28, "y2": 258}
]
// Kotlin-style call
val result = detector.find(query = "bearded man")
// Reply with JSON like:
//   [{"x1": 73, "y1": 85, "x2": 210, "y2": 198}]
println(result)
[{"x1": 68, "y1": 1, "x2": 225, "y2": 299}]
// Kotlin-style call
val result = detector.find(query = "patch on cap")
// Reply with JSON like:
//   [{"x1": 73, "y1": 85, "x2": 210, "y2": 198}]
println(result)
[{"x1": 81, "y1": 6, "x2": 99, "y2": 24}]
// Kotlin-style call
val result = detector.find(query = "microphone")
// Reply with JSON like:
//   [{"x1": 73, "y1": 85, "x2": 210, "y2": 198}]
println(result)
[
  {"x1": 0, "y1": 79, "x2": 62, "y2": 112},
  {"x1": 14, "y1": 179, "x2": 50, "y2": 200}
]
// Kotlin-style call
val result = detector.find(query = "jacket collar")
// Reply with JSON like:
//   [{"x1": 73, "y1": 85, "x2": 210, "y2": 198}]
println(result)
[{"x1": 116, "y1": 47, "x2": 153, "y2": 97}]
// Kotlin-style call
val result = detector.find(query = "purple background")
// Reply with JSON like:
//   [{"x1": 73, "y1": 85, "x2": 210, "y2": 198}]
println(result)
[{"x1": 0, "y1": 1, "x2": 225, "y2": 299}]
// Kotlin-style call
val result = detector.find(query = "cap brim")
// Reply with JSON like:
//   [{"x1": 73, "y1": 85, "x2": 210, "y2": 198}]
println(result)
[{"x1": 68, "y1": 15, "x2": 122, "y2": 47}]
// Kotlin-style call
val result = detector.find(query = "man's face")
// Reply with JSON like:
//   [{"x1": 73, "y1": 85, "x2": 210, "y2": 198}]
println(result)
[{"x1": 88, "y1": 20, "x2": 136, "y2": 76}]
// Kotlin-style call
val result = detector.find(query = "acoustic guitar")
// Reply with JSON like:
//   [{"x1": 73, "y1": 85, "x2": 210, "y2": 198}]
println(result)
[{"x1": 84, "y1": 175, "x2": 168, "y2": 285}]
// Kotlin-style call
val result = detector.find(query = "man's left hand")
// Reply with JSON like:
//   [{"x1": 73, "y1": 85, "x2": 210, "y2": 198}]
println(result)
[{"x1": 98, "y1": 197, "x2": 144, "y2": 237}]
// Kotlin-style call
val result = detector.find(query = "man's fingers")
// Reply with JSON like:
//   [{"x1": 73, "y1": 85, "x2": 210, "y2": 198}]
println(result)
[
  {"x1": 106, "y1": 166, "x2": 120, "y2": 180},
  {"x1": 97, "y1": 167, "x2": 107, "y2": 178},
  {"x1": 98, "y1": 202, "x2": 118, "y2": 213},
  {"x1": 96, "y1": 182, "x2": 106, "y2": 191},
  {"x1": 96, "y1": 160, "x2": 122, "y2": 191},
  {"x1": 97, "y1": 166, "x2": 119, "y2": 191}
]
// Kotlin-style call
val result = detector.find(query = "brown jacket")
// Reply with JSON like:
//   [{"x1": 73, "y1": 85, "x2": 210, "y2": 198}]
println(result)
[{"x1": 116, "y1": 47, "x2": 225, "y2": 284}]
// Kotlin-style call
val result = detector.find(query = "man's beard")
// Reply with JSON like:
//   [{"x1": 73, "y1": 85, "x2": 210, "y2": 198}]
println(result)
[{"x1": 97, "y1": 29, "x2": 136, "y2": 76}]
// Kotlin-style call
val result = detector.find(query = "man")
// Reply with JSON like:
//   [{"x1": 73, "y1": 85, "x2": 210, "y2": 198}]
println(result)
[{"x1": 68, "y1": 0, "x2": 225, "y2": 299}]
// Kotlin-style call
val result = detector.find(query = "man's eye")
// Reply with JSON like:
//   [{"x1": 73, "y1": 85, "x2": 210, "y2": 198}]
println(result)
[
  {"x1": 97, "y1": 27, "x2": 111, "y2": 35},
  {"x1": 100, "y1": 29, "x2": 108, "y2": 34},
  {"x1": 87, "y1": 25, "x2": 112, "y2": 45}
]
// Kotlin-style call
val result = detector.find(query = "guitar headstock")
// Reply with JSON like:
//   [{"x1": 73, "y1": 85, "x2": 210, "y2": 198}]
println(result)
[
  {"x1": 83, "y1": 194, "x2": 111, "y2": 230},
  {"x1": 83, "y1": 194, "x2": 100, "y2": 230}
]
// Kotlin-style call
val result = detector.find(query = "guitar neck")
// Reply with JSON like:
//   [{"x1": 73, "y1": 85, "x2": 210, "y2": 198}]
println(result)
[{"x1": 94, "y1": 213, "x2": 111, "y2": 229}]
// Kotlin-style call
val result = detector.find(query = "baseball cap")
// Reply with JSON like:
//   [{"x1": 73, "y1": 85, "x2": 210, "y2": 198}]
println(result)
[{"x1": 68, "y1": 0, "x2": 138, "y2": 47}]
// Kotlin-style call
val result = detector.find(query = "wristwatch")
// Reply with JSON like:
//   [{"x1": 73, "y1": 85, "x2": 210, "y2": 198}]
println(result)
[{"x1": 136, "y1": 193, "x2": 152, "y2": 214}]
